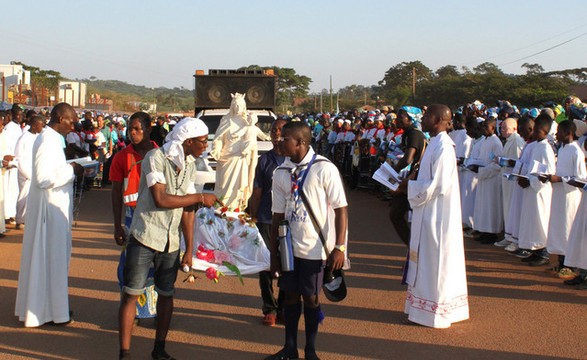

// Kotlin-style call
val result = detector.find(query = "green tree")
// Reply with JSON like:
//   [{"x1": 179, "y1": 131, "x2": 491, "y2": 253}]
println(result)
[
  {"x1": 435, "y1": 65, "x2": 460, "y2": 78},
  {"x1": 378, "y1": 61, "x2": 432, "y2": 105}
]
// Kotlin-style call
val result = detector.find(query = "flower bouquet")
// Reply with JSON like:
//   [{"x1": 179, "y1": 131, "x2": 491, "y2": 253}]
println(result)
[{"x1": 185, "y1": 206, "x2": 270, "y2": 283}]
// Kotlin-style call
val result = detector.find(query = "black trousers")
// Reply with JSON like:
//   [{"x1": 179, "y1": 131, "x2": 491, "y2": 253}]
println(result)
[
  {"x1": 257, "y1": 223, "x2": 284, "y2": 315},
  {"x1": 388, "y1": 193, "x2": 411, "y2": 246}
]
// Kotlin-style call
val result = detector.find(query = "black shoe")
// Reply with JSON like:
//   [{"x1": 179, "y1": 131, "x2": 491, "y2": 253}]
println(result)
[
  {"x1": 480, "y1": 233, "x2": 498, "y2": 244},
  {"x1": 151, "y1": 349, "x2": 176, "y2": 360},
  {"x1": 304, "y1": 348, "x2": 321, "y2": 360},
  {"x1": 564, "y1": 275, "x2": 585, "y2": 286},
  {"x1": 521, "y1": 253, "x2": 542, "y2": 263},
  {"x1": 0, "y1": 233, "x2": 5, "y2": 238},
  {"x1": 264, "y1": 348, "x2": 299, "y2": 360},
  {"x1": 528, "y1": 256, "x2": 550, "y2": 267}
]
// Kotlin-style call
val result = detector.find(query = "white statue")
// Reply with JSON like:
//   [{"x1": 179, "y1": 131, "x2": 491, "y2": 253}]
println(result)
[{"x1": 210, "y1": 93, "x2": 269, "y2": 211}]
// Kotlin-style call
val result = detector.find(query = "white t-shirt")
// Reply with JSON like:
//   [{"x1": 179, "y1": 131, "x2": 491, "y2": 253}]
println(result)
[{"x1": 272, "y1": 147, "x2": 348, "y2": 260}]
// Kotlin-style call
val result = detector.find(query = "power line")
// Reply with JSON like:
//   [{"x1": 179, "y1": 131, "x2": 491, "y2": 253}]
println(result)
[
  {"x1": 465, "y1": 24, "x2": 587, "y2": 65},
  {"x1": 499, "y1": 31, "x2": 587, "y2": 66}
]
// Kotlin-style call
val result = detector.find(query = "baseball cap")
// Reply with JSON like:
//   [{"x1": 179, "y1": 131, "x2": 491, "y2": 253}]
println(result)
[{"x1": 323, "y1": 268, "x2": 347, "y2": 302}]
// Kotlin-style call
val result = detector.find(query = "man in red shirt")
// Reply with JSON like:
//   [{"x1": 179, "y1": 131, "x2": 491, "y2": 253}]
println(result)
[{"x1": 110, "y1": 112, "x2": 158, "y2": 243}]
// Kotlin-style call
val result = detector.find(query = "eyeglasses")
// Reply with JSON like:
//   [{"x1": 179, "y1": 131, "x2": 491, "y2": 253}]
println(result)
[{"x1": 194, "y1": 138, "x2": 208, "y2": 145}]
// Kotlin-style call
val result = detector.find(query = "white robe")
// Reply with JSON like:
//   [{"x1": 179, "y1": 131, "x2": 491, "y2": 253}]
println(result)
[
  {"x1": 449, "y1": 129, "x2": 472, "y2": 226},
  {"x1": 15, "y1": 126, "x2": 75, "y2": 327},
  {"x1": 14, "y1": 131, "x2": 38, "y2": 225},
  {"x1": 518, "y1": 139, "x2": 556, "y2": 250},
  {"x1": 405, "y1": 132, "x2": 469, "y2": 328},
  {"x1": 473, "y1": 134, "x2": 503, "y2": 233},
  {"x1": 565, "y1": 189, "x2": 587, "y2": 269},
  {"x1": 0, "y1": 132, "x2": 7, "y2": 233},
  {"x1": 501, "y1": 133, "x2": 525, "y2": 222},
  {"x1": 3, "y1": 121, "x2": 21, "y2": 219},
  {"x1": 461, "y1": 136, "x2": 483, "y2": 228},
  {"x1": 504, "y1": 141, "x2": 535, "y2": 243},
  {"x1": 547, "y1": 142, "x2": 586, "y2": 255}
]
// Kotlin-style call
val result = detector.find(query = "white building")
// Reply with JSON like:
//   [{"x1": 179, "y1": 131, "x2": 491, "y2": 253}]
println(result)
[
  {"x1": 0, "y1": 64, "x2": 31, "y2": 103},
  {"x1": 58, "y1": 81, "x2": 86, "y2": 108}
]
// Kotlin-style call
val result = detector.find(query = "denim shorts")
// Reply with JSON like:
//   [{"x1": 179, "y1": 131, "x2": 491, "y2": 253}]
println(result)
[
  {"x1": 123, "y1": 237, "x2": 180, "y2": 297},
  {"x1": 278, "y1": 257, "x2": 325, "y2": 297}
]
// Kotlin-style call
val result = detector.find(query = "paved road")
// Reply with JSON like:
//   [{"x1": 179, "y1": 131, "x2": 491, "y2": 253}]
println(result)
[{"x1": 0, "y1": 185, "x2": 586, "y2": 359}]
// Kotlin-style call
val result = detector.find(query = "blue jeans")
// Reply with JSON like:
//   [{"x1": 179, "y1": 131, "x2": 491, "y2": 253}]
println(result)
[{"x1": 123, "y1": 237, "x2": 179, "y2": 297}]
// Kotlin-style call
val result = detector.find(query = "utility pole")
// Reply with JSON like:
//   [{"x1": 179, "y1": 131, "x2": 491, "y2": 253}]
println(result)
[
  {"x1": 329, "y1": 75, "x2": 333, "y2": 113},
  {"x1": 412, "y1": 67, "x2": 416, "y2": 101},
  {"x1": 320, "y1": 93, "x2": 323, "y2": 114}
]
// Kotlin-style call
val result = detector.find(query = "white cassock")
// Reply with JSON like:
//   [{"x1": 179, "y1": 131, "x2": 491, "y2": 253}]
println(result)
[
  {"x1": 14, "y1": 131, "x2": 39, "y2": 225},
  {"x1": 3, "y1": 121, "x2": 22, "y2": 219},
  {"x1": 504, "y1": 141, "x2": 535, "y2": 243},
  {"x1": 473, "y1": 134, "x2": 503, "y2": 233},
  {"x1": 15, "y1": 126, "x2": 75, "y2": 327},
  {"x1": 517, "y1": 139, "x2": 556, "y2": 250},
  {"x1": 449, "y1": 129, "x2": 472, "y2": 225},
  {"x1": 501, "y1": 133, "x2": 525, "y2": 221},
  {"x1": 461, "y1": 136, "x2": 484, "y2": 228},
  {"x1": 565, "y1": 188, "x2": 587, "y2": 269},
  {"x1": 0, "y1": 132, "x2": 7, "y2": 234},
  {"x1": 405, "y1": 131, "x2": 469, "y2": 328},
  {"x1": 547, "y1": 141, "x2": 587, "y2": 255}
]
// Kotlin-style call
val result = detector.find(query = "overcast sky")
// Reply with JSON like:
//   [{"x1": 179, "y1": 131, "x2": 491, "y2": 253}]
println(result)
[{"x1": 3, "y1": 0, "x2": 586, "y2": 93}]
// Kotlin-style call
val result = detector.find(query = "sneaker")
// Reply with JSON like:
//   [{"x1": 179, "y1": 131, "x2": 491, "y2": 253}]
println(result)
[
  {"x1": 557, "y1": 268, "x2": 577, "y2": 280},
  {"x1": 528, "y1": 256, "x2": 550, "y2": 267},
  {"x1": 494, "y1": 239, "x2": 511, "y2": 247},
  {"x1": 514, "y1": 249, "x2": 533, "y2": 259},
  {"x1": 263, "y1": 313, "x2": 276, "y2": 326},
  {"x1": 564, "y1": 275, "x2": 585, "y2": 286},
  {"x1": 264, "y1": 348, "x2": 299, "y2": 360},
  {"x1": 504, "y1": 243, "x2": 519, "y2": 253}
]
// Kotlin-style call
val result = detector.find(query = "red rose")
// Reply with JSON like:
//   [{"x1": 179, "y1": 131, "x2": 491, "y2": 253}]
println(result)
[{"x1": 205, "y1": 267, "x2": 219, "y2": 283}]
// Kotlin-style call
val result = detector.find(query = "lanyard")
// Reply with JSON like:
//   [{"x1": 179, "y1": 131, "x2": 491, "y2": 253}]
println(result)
[{"x1": 290, "y1": 154, "x2": 317, "y2": 203}]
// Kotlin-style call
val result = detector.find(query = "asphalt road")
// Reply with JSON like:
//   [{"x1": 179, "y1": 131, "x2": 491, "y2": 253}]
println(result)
[{"x1": 0, "y1": 185, "x2": 586, "y2": 360}]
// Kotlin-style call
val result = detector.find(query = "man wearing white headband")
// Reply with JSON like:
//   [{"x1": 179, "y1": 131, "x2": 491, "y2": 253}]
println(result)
[{"x1": 118, "y1": 117, "x2": 221, "y2": 360}]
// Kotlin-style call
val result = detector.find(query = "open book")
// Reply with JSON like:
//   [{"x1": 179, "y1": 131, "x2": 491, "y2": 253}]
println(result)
[
  {"x1": 372, "y1": 162, "x2": 411, "y2": 191},
  {"x1": 66, "y1": 156, "x2": 100, "y2": 178},
  {"x1": 503, "y1": 160, "x2": 548, "y2": 181}
]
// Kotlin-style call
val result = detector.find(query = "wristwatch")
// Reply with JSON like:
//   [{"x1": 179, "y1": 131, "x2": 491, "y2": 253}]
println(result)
[{"x1": 334, "y1": 244, "x2": 346, "y2": 253}]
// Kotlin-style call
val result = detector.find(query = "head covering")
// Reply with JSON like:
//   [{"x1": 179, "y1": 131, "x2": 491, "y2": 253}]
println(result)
[
  {"x1": 163, "y1": 117, "x2": 208, "y2": 170},
  {"x1": 528, "y1": 108, "x2": 540, "y2": 119},
  {"x1": 323, "y1": 268, "x2": 347, "y2": 302},
  {"x1": 400, "y1": 106, "x2": 423, "y2": 128}
]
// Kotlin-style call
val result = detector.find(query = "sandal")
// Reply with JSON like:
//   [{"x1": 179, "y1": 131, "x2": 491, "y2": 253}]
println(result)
[{"x1": 557, "y1": 267, "x2": 576, "y2": 280}]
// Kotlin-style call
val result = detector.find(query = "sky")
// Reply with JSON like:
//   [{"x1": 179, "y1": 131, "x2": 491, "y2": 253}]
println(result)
[{"x1": 2, "y1": 0, "x2": 587, "y2": 93}]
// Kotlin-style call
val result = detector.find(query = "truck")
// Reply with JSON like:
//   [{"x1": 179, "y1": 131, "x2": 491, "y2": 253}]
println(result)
[{"x1": 193, "y1": 69, "x2": 278, "y2": 192}]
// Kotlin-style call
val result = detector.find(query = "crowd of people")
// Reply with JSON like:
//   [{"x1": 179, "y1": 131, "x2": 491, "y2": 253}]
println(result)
[
  {"x1": 291, "y1": 95, "x2": 587, "y2": 290},
  {"x1": 4, "y1": 94, "x2": 587, "y2": 359}
]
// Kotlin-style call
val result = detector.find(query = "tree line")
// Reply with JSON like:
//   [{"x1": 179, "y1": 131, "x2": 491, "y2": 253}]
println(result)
[{"x1": 11, "y1": 61, "x2": 585, "y2": 114}]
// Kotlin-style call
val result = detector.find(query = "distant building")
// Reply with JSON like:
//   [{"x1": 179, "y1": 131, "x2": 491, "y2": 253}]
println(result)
[
  {"x1": 86, "y1": 93, "x2": 114, "y2": 112},
  {"x1": 58, "y1": 81, "x2": 86, "y2": 108},
  {"x1": 127, "y1": 101, "x2": 157, "y2": 113},
  {"x1": 0, "y1": 64, "x2": 31, "y2": 103}
]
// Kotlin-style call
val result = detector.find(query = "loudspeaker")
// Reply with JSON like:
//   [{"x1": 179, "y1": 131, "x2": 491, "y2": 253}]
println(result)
[{"x1": 195, "y1": 75, "x2": 277, "y2": 110}]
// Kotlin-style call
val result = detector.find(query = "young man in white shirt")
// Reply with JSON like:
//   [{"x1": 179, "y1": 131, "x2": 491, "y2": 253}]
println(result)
[{"x1": 268, "y1": 122, "x2": 348, "y2": 360}]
